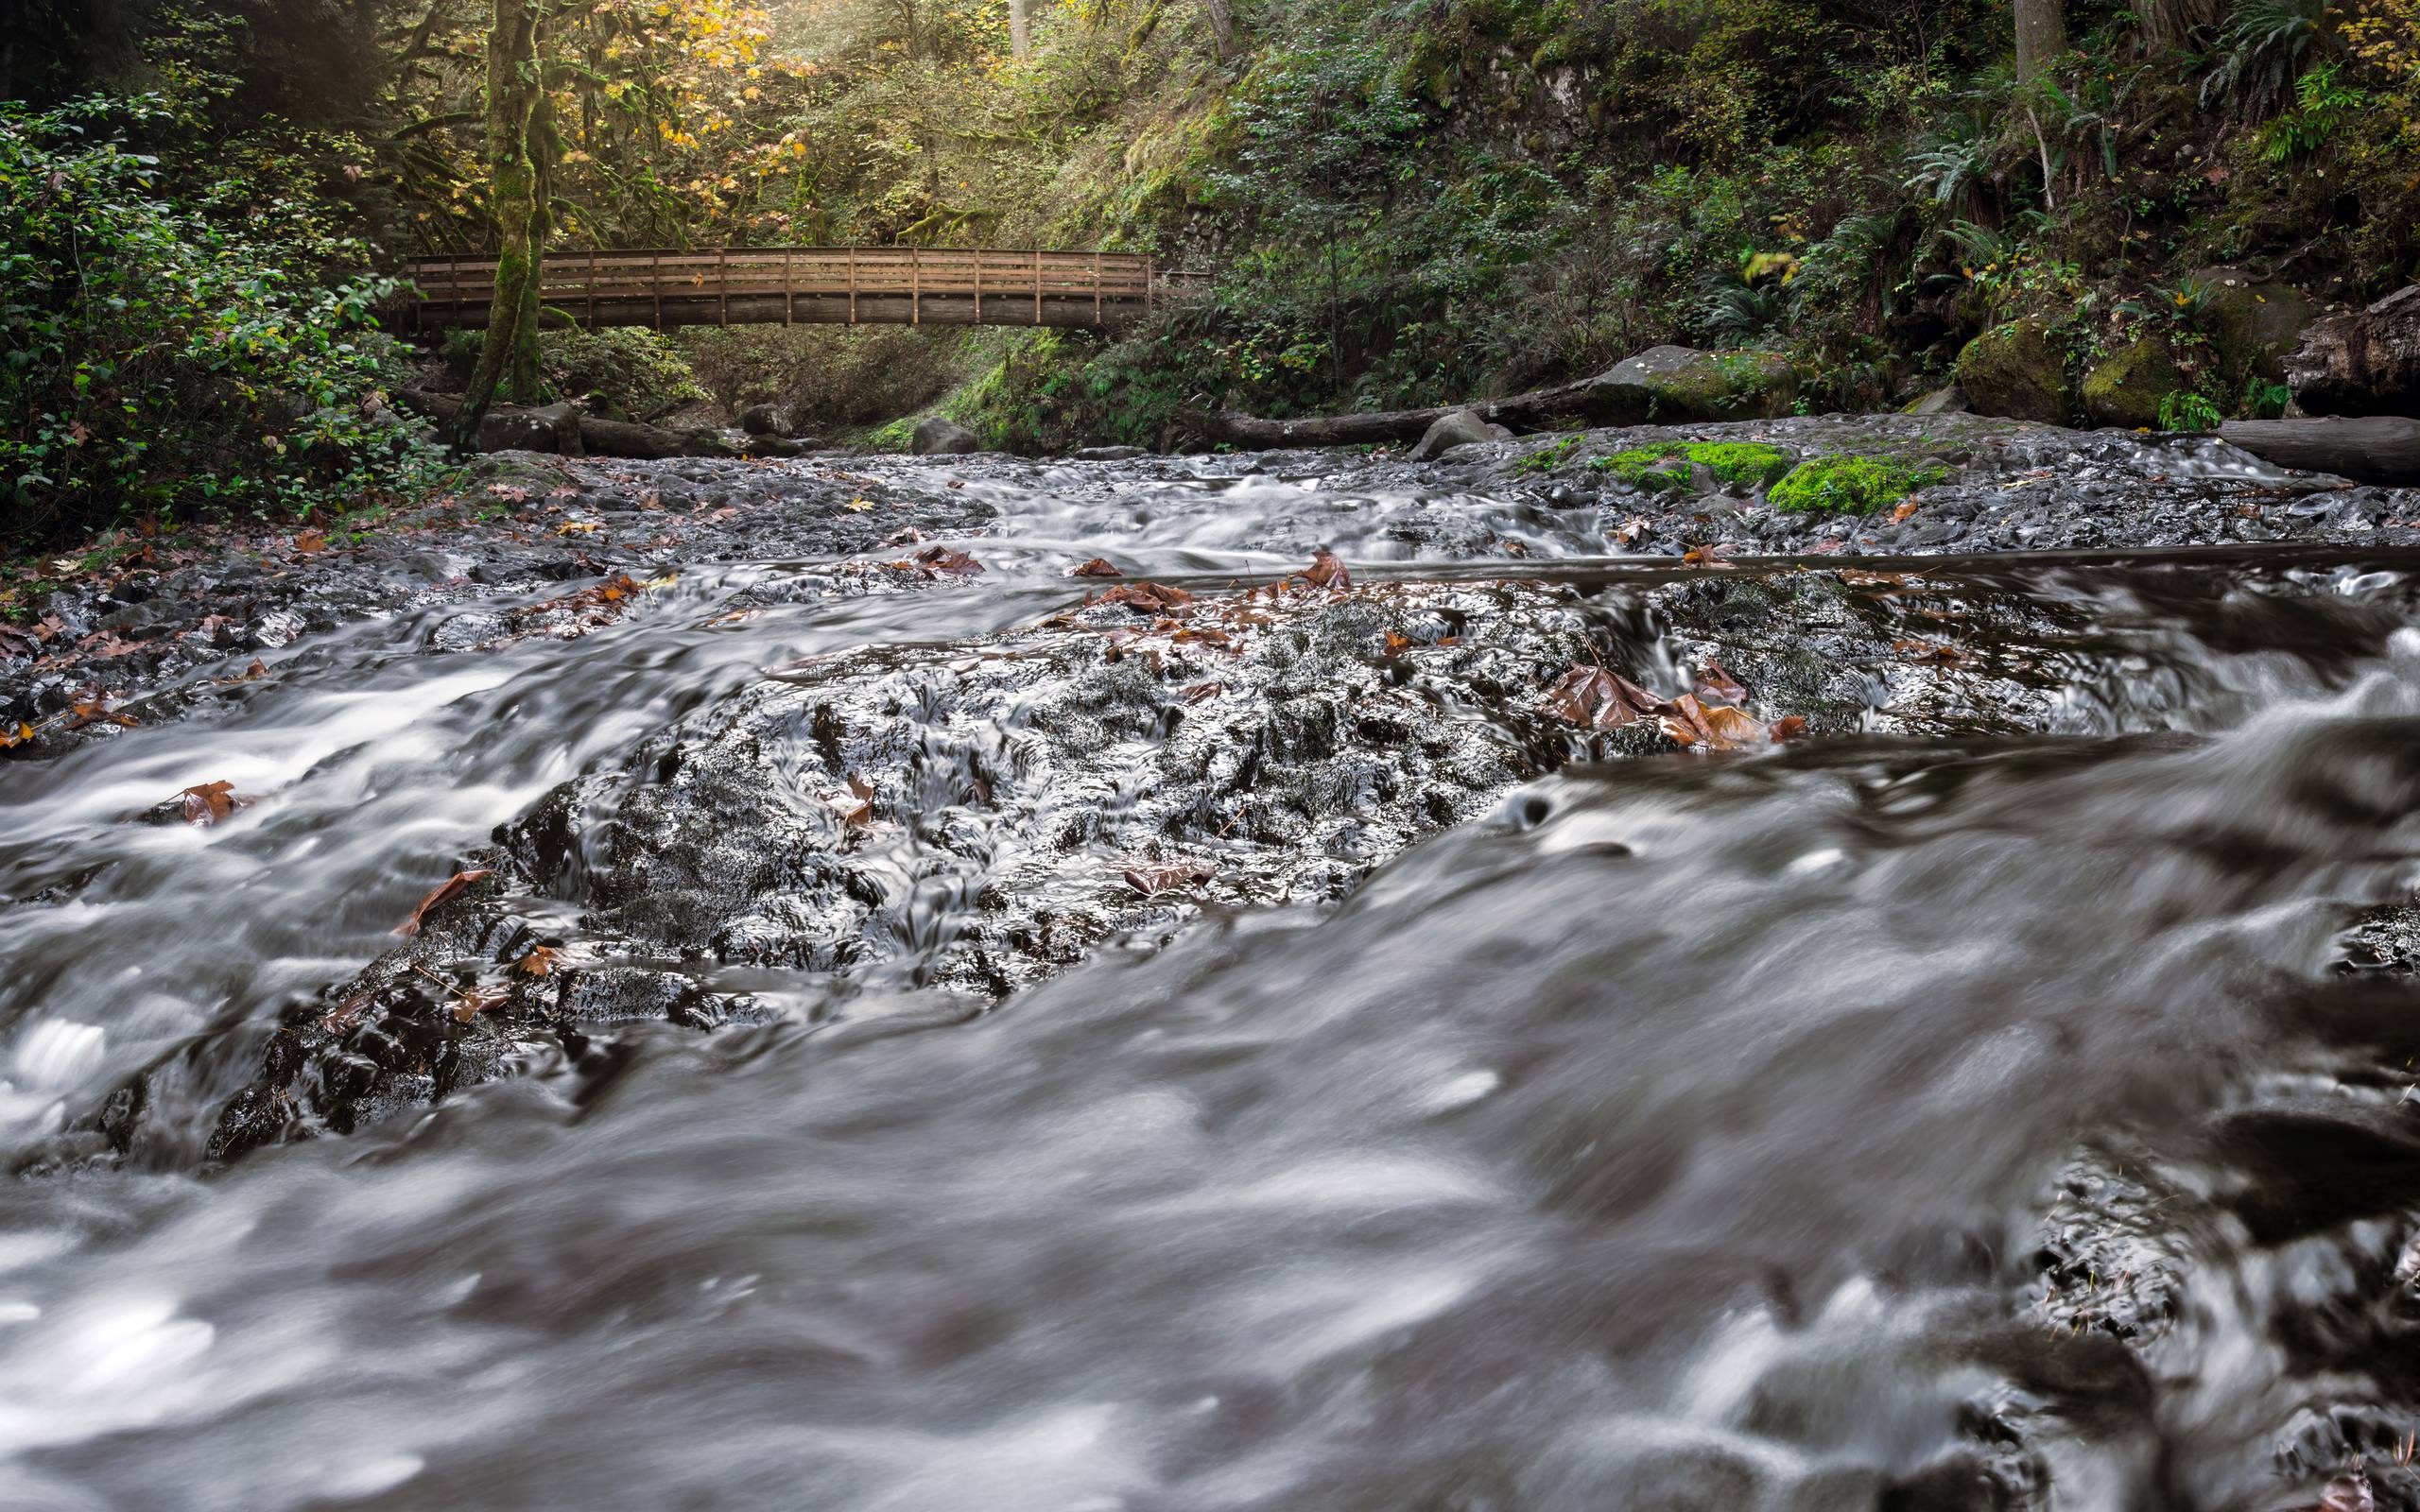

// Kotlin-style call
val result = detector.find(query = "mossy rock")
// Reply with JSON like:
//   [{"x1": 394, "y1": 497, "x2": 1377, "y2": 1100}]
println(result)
[
  {"x1": 1954, "y1": 319, "x2": 2073, "y2": 425},
  {"x1": 2198, "y1": 270, "x2": 2317, "y2": 383},
  {"x1": 2081, "y1": 335, "x2": 2187, "y2": 430},
  {"x1": 1588, "y1": 346, "x2": 1798, "y2": 425},
  {"x1": 1768, "y1": 455, "x2": 1945, "y2": 516}
]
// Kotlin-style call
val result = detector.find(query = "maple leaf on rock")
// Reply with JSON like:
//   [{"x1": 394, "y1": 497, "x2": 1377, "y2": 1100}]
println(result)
[
  {"x1": 395, "y1": 868, "x2": 494, "y2": 936},
  {"x1": 177, "y1": 780, "x2": 256, "y2": 826},
  {"x1": 1540, "y1": 665, "x2": 1664, "y2": 730},
  {"x1": 1122, "y1": 859, "x2": 1216, "y2": 895},
  {"x1": 1293, "y1": 549, "x2": 1350, "y2": 589}
]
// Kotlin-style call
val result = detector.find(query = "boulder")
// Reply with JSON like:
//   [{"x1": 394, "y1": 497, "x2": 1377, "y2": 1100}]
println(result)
[
  {"x1": 738, "y1": 403, "x2": 796, "y2": 438},
  {"x1": 2286, "y1": 284, "x2": 2420, "y2": 418},
  {"x1": 1901, "y1": 386, "x2": 1971, "y2": 417},
  {"x1": 1955, "y1": 319, "x2": 2072, "y2": 424},
  {"x1": 2199, "y1": 269, "x2": 2317, "y2": 383},
  {"x1": 1408, "y1": 408, "x2": 1515, "y2": 461},
  {"x1": 911, "y1": 416, "x2": 981, "y2": 455},
  {"x1": 2081, "y1": 335, "x2": 2188, "y2": 430},
  {"x1": 1588, "y1": 346, "x2": 1797, "y2": 424},
  {"x1": 476, "y1": 400, "x2": 583, "y2": 455}
]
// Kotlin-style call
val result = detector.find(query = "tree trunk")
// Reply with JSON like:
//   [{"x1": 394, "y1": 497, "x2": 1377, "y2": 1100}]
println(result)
[
  {"x1": 456, "y1": 0, "x2": 548, "y2": 452},
  {"x1": 1183, "y1": 371, "x2": 1627, "y2": 448},
  {"x1": 1201, "y1": 0, "x2": 1234, "y2": 57},
  {"x1": 2014, "y1": 0, "x2": 2066, "y2": 80},
  {"x1": 1008, "y1": 0, "x2": 1032, "y2": 56}
]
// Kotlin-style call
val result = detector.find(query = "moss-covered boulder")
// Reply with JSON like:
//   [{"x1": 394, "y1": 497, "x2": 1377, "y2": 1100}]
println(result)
[
  {"x1": 1955, "y1": 319, "x2": 2073, "y2": 425},
  {"x1": 2199, "y1": 269, "x2": 2317, "y2": 383},
  {"x1": 2081, "y1": 335, "x2": 2187, "y2": 430},
  {"x1": 1587, "y1": 346, "x2": 1798, "y2": 425}
]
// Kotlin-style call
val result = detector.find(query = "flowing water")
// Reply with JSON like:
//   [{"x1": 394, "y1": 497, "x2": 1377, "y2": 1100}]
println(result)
[{"x1": 6, "y1": 444, "x2": 2420, "y2": 1510}]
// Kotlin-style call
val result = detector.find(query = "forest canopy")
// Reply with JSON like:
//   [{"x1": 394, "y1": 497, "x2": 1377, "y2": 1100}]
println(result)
[{"x1": 2, "y1": 0, "x2": 2417, "y2": 540}]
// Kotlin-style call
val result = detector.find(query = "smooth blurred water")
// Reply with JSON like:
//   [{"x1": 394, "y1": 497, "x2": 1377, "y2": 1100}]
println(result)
[{"x1": 3, "y1": 453, "x2": 2420, "y2": 1509}]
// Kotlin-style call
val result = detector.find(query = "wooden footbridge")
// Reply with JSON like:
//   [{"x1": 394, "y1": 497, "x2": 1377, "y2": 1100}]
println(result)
[{"x1": 402, "y1": 247, "x2": 1201, "y2": 334}]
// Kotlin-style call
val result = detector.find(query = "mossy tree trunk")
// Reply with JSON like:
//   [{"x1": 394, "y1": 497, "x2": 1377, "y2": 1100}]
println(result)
[
  {"x1": 1008, "y1": 0, "x2": 1032, "y2": 56},
  {"x1": 2014, "y1": 0, "x2": 2066, "y2": 78},
  {"x1": 456, "y1": 0, "x2": 550, "y2": 452}
]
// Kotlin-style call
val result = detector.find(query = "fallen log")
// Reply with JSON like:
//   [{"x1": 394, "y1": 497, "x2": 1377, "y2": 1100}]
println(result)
[
  {"x1": 2217, "y1": 417, "x2": 2420, "y2": 485},
  {"x1": 394, "y1": 389, "x2": 764, "y2": 460}
]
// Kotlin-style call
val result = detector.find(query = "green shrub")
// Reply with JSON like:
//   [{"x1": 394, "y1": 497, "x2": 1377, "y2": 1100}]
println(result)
[
  {"x1": 1768, "y1": 455, "x2": 1941, "y2": 514},
  {"x1": 0, "y1": 94, "x2": 424, "y2": 543},
  {"x1": 541, "y1": 328, "x2": 702, "y2": 421},
  {"x1": 2156, "y1": 389, "x2": 2224, "y2": 431}
]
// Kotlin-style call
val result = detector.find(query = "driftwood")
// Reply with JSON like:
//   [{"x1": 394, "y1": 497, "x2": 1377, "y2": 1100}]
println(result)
[
  {"x1": 395, "y1": 389, "x2": 781, "y2": 460},
  {"x1": 2218, "y1": 417, "x2": 2420, "y2": 485}
]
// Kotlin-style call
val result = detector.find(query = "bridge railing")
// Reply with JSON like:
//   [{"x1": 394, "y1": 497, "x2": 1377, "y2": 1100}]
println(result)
[{"x1": 401, "y1": 246, "x2": 1206, "y2": 332}]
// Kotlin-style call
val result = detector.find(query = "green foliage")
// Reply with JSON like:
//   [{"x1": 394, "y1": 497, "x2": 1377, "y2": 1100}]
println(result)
[
  {"x1": 2157, "y1": 388, "x2": 2225, "y2": 429},
  {"x1": 2242, "y1": 375, "x2": 2293, "y2": 418},
  {"x1": 0, "y1": 95, "x2": 427, "y2": 544},
  {"x1": 1684, "y1": 442, "x2": 1797, "y2": 486},
  {"x1": 1768, "y1": 455, "x2": 1942, "y2": 515},
  {"x1": 540, "y1": 328, "x2": 705, "y2": 421},
  {"x1": 2256, "y1": 61, "x2": 2369, "y2": 157},
  {"x1": 2203, "y1": 0, "x2": 2341, "y2": 117},
  {"x1": 1576, "y1": 441, "x2": 1795, "y2": 490}
]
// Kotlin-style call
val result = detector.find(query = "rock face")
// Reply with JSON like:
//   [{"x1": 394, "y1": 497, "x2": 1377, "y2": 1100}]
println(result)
[
  {"x1": 2082, "y1": 335, "x2": 2187, "y2": 430},
  {"x1": 1957, "y1": 319, "x2": 2073, "y2": 424},
  {"x1": 1074, "y1": 445, "x2": 1149, "y2": 461},
  {"x1": 1590, "y1": 346, "x2": 1797, "y2": 424},
  {"x1": 476, "y1": 400, "x2": 583, "y2": 455},
  {"x1": 1408, "y1": 408, "x2": 1514, "y2": 461},
  {"x1": 912, "y1": 416, "x2": 982, "y2": 455},
  {"x1": 2288, "y1": 284, "x2": 2420, "y2": 418},
  {"x1": 737, "y1": 402, "x2": 796, "y2": 437}
]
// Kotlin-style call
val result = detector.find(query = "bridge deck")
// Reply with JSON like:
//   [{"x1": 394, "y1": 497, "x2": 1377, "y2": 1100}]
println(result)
[{"x1": 402, "y1": 247, "x2": 1199, "y2": 333}]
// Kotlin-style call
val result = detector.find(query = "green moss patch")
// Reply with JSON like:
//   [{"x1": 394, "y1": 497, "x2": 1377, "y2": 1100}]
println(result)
[
  {"x1": 1587, "y1": 440, "x2": 1793, "y2": 492},
  {"x1": 1768, "y1": 455, "x2": 1945, "y2": 515}
]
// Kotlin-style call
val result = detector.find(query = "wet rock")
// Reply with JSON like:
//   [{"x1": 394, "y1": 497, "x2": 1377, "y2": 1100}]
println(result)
[
  {"x1": 912, "y1": 416, "x2": 982, "y2": 455},
  {"x1": 2290, "y1": 284, "x2": 2420, "y2": 418},
  {"x1": 1408, "y1": 408, "x2": 1514, "y2": 461},
  {"x1": 1075, "y1": 445, "x2": 1149, "y2": 461},
  {"x1": 1591, "y1": 345, "x2": 1798, "y2": 424},
  {"x1": 1958, "y1": 318, "x2": 2074, "y2": 425},
  {"x1": 1904, "y1": 385, "x2": 1972, "y2": 417}
]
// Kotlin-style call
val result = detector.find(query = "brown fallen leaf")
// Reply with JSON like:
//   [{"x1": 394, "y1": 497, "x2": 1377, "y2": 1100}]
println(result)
[
  {"x1": 1092, "y1": 582, "x2": 1195, "y2": 613},
  {"x1": 1614, "y1": 516, "x2": 1651, "y2": 545},
  {"x1": 1293, "y1": 549, "x2": 1350, "y2": 589},
  {"x1": 1681, "y1": 543, "x2": 1739, "y2": 569},
  {"x1": 449, "y1": 985, "x2": 510, "y2": 1023},
  {"x1": 1889, "y1": 498, "x2": 1921, "y2": 524},
  {"x1": 556, "y1": 521, "x2": 604, "y2": 536},
  {"x1": 1180, "y1": 681, "x2": 1226, "y2": 704},
  {"x1": 1540, "y1": 664, "x2": 1664, "y2": 731},
  {"x1": 394, "y1": 868, "x2": 494, "y2": 936},
  {"x1": 912, "y1": 545, "x2": 985, "y2": 578},
  {"x1": 1892, "y1": 639, "x2": 1966, "y2": 665},
  {"x1": 62, "y1": 700, "x2": 138, "y2": 730},
  {"x1": 1769, "y1": 715, "x2": 1809, "y2": 742},
  {"x1": 177, "y1": 780, "x2": 256, "y2": 826},
  {"x1": 835, "y1": 773, "x2": 875, "y2": 828},
  {"x1": 291, "y1": 527, "x2": 327, "y2": 556},
  {"x1": 1694, "y1": 660, "x2": 1749, "y2": 703},
  {"x1": 1122, "y1": 858, "x2": 1216, "y2": 895},
  {"x1": 1655, "y1": 694, "x2": 1773, "y2": 751},
  {"x1": 0, "y1": 722, "x2": 33, "y2": 749},
  {"x1": 514, "y1": 944, "x2": 559, "y2": 977},
  {"x1": 1071, "y1": 558, "x2": 1124, "y2": 577},
  {"x1": 319, "y1": 991, "x2": 376, "y2": 1034},
  {"x1": 1383, "y1": 629, "x2": 1412, "y2": 656}
]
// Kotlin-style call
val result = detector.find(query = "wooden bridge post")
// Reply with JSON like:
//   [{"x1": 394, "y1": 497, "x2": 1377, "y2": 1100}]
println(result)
[
  {"x1": 784, "y1": 249, "x2": 794, "y2": 326},
  {"x1": 973, "y1": 249, "x2": 982, "y2": 324},
  {"x1": 848, "y1": 248, "x2": 857, "y2": 324},
  {"x1": 1145, "y1": 253, "x2": 1155, "y2": 317},
  {"x1": 910, "y1": 246, "x2": 921, "y2": 327},
  {"x1": 651, "y1": 252, "x2": 663, "y2": 329},
  {"x1": 586, "y1": 250, "x2": 598, "y2": 328},
  {"x1": 1032, "y1": 249, "x2": 1041, "y2": 325},
  {"x1": 1093, "y1": 250, "x2": 1102, "y2": 327},
  {"x1": 717, "y1": 249, "x2": 729, "y2": 326}
]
